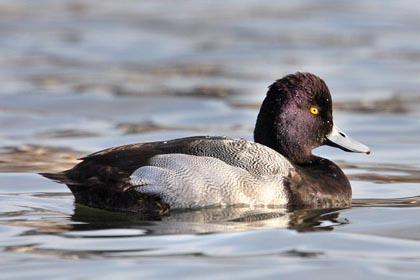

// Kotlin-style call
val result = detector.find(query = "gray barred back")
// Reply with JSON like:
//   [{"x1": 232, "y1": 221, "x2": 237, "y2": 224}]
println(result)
[{"x1": 130, "y1": 139, "x2": 294, "y2": 208}]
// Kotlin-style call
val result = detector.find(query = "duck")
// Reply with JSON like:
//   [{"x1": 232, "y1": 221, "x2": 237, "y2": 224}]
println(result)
[{"x1": 42, "y1": 72, "x2": 370, "y2": 215}]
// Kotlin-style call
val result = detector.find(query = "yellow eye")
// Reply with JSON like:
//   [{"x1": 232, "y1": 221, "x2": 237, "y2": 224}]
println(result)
[{"x1": 310, "y1": 107, "x2": 319, "y2": 115}]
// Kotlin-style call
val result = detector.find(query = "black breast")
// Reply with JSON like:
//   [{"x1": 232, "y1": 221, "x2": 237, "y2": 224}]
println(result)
[{"x1": 285, "y1": 157, "x2": 352, "y2": 209}]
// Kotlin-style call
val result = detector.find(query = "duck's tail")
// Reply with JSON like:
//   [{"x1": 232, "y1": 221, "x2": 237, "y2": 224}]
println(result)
[
  {"x1": 40, "y1": 170, "x2": 165, "y2": 215},
  {"x1": 39, "y1": 171, "x2": 78, "y2": 186}
]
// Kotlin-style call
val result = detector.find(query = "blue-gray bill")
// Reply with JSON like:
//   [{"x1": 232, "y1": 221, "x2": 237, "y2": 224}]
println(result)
[{"x1": 325, "y1": 125, "x2": 371, "y2": 154}]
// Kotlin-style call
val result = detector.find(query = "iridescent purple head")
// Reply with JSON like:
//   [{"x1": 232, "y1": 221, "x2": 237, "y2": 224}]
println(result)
[{"x1": 254, "y1": 72, "x2": 369, "y2": 164}]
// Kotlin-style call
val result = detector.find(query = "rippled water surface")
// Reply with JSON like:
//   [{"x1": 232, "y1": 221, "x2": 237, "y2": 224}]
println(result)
[{"x1": 1, "y1": 1, "x2": 420, "y2": 279}]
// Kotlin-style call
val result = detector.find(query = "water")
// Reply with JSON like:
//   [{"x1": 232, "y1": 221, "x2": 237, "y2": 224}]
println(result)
[{"x1": 1, "y1": 0, "x2": 420, "y2": 279}]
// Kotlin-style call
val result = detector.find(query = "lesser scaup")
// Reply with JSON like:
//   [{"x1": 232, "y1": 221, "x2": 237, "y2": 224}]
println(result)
[{"x1": 42, "y1": 72, "x2": 370, "y2": 214}]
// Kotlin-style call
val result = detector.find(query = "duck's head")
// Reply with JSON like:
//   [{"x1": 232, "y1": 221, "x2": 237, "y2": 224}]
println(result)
[{"x1": 254, "y1": 72, "x2": 370, "y2": 164}]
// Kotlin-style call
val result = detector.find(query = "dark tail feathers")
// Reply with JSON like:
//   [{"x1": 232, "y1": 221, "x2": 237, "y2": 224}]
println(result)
[{"x1": 39, "y1": 171, "x2": 79, "y2": 185}]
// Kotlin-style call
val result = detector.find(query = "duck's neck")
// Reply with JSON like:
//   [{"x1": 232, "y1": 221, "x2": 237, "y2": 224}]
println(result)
[
  {"x1": 254, "y1": 87, "x2": 319, "y2": 165},
  {"x1": 273, "y1": 138, "x2": 315, "y2": 165},
  {"x1": 253, "y1": 102, "x2": 314, "y2": 165}
]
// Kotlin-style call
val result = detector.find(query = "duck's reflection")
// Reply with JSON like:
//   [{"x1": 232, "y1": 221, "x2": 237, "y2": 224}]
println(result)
[{"x1": 71, "y1": 205, "x2": 347, "y2": 235}]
